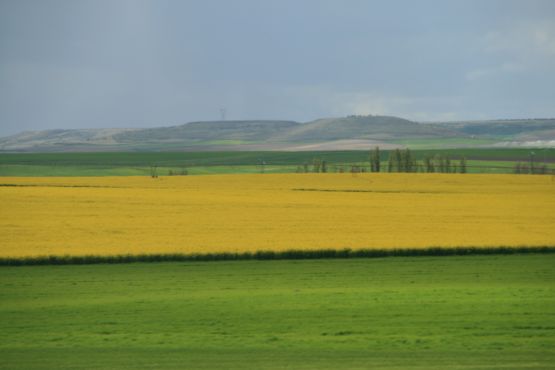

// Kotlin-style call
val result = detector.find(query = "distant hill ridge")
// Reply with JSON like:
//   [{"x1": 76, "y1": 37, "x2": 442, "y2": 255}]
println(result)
[{"x1": 1, "y1": 115, "x2": 554, "y2": 152}]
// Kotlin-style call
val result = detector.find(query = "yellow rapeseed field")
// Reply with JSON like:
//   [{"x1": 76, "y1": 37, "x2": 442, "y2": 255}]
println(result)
[{"x1": 1, "y1": 173, "x2": 554, "y2": 257}]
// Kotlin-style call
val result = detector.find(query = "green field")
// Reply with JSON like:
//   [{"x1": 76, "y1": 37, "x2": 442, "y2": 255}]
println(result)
[
  {"x1": 0, "y1": 161, "x2": 549, "y2": 176},
  {"x1": 1, "y1": 254, "x2": 554, "y2": 369},
  {"x1": 1, "y1": 148, "x2": 553, "y2": 176}
]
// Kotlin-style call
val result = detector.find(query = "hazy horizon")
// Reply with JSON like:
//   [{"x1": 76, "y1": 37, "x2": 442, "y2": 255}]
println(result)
[{"x1": 1, "y1": 0, "x2": 554, "y2": 136}]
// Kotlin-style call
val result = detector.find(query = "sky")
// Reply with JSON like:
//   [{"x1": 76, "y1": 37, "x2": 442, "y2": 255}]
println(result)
[{"x1": 1, "y1": 0, "x2": 554, "y2": 136}]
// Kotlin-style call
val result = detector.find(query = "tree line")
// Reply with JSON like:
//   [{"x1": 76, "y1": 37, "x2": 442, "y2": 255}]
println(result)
[
  {"x1": 513, "y1": 162, "x2": 549, "y2": 175},
  {"x1": 380, "y1": 147, "x2": 467, "y2": 173},
  {"x1": 298, "y1": 147, "x2": 467, "y2": 173}
]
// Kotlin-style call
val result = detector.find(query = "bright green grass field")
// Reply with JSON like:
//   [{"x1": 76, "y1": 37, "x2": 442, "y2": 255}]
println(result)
[{"x1": 1, "y1": 255, "x2": 554, "y2": 369}]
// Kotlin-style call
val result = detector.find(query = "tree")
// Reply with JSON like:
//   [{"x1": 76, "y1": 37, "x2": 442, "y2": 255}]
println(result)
[
  {"x1": 312, "y1": 158, "x2": 321, "y2": 173},
  {"x1": 403, "y1": 148, "x2": 413, "y2": 172},
  {"x1": 514, "y1": 162, "x2": 522, "y2": 174},
  {"x1": 387, "y1": 151, "x2": 394, "y2": 172},
  {"x1": 435, "y1": 155, "x2": 445, "y2": 173},
  {"x1": 370, "y1": 146, "x2": 380, "y2": 172},
  {"x1": 424, "y1": 156, "x2": 434, "y2": 173},
  {"x1": 445, "y1": 156, "x2": 451, "y2": 173},
  {"x1": 459, "y1": 157, "x2": 467, "y2": 174},
  {"x1": 149, "y1": 165, "x2": 158, "y2": 178},
  {"x1": 394, "y1": 149, "x2": 402, "y2": 172},
  {"x1": 529, "y1": 152, "x2": 536, "y2": 174}
]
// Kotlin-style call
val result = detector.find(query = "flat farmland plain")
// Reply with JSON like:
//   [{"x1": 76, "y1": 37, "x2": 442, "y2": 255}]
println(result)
[{"x1": 1, "y1": 173, "x2": 554, "y2": 258}]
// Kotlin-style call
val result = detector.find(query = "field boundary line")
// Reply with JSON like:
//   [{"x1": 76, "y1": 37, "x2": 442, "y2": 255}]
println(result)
[{"x1": 1, "y1": 246, "x2": 555, "y2": 266}]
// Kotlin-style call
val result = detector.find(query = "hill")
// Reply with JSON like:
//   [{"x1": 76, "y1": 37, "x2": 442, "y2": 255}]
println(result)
[
  {"x1": 114, "y1": 120, "x2": 301, "y2": 143},
  {"x1": 427, "y1": 118, "x2": 555, "y2": 148},
  {"x1": 276, "y1": 115, "x2": 458, "y2": 142},
  {"x1": 1, "y1": 116, "x2": 554, "y2": 152}
]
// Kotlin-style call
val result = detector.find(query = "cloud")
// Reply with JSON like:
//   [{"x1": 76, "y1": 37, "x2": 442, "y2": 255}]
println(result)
[
  {"x1": 1, "y1": 0, "x2": 554, "y2": 135},
  {"x1": 465, "y1": 62, "x2": 523, "y2": 82},
  {"x1": 330, "y1": 91, "x2": 463, "y2": 122},
  {"x1": 483, "y1": 20, "x2": 555, "y2": 56},
  {"x1": 278, "y1": 86, "x2": 464, "y2": 122}
]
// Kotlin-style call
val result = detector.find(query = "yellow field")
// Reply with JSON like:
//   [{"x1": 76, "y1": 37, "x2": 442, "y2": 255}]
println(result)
[{"x1": 1, "y1": 173, "x2": 554, "y2": 257}]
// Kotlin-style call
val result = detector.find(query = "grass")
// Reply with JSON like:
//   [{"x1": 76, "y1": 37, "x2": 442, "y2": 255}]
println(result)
[
  {"x1": 0, "y1": 149, "x2": 553, "y2": 176},
  {"x1": 0, "y1": 164, "x2": 298, "y2": 176},
  {"x1": 0, "y1": 161, "x2": 536, "y2": 176},
  {"x1": 0, "y1": 160, "x2": 552, "y2": 177},
  {"x1": 1, "y1": 254, "x2": 554, "y2": 369}
]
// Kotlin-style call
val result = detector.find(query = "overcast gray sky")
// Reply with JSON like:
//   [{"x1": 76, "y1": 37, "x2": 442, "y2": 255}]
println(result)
[{"x1": 1, "y1": 0, "x2": 554, "y2": 135}]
